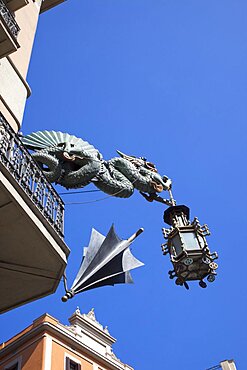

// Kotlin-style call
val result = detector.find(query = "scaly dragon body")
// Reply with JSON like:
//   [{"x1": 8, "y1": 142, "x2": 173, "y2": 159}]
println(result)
[{"x1": 22, "y1": 131, "x2": 172, "y2": 202}]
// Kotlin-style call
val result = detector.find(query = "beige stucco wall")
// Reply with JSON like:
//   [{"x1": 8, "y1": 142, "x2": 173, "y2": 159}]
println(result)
[
  {"x1": 0, "y1": 337, "x2": 44, "y2": 370},
  {"x1": 10, "y1": 0, "x2": 42, "y2": 79},
  {"x1": 0, "y1": 0, "x2": 42, "y2": 130},
  {"x1": 0, "y1": 57, "x2": 27, "y2": 130},
  {"x1": 51, "y1": 339, "x2": 94, "y2": 370}
]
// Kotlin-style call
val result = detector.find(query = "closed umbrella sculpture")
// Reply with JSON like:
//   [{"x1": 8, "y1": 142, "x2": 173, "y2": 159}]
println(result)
[{"x1": 62, "y1": 226, "x2": 144, "y2": 302}]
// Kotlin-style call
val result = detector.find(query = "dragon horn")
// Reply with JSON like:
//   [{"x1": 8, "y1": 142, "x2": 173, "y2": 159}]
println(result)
[{"x1": 116, "y1": 150, "x2": 135, "y2": 160}]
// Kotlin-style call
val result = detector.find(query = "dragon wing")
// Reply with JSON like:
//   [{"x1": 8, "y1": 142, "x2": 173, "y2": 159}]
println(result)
[{"x1": 22, "y1": 130, "x2": 102, "y2": 159}]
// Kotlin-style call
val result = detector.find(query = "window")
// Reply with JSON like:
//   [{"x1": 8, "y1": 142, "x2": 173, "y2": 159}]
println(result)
[
  {"x1": 5, "y1": 359, "x2": 21, "y2": 370},
  {"x1": 6, "y1": 365, "x2": 18, "y2": 370},
  {"x1": 65, "y1": 357, "x2": 81, "y2": 370}
]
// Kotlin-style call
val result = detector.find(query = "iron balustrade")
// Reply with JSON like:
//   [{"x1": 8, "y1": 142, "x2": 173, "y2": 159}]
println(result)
[
  {"x1": 0, "y1": 0, "x2": 20, "y2": 38},
  {"x1": 0, "y1": 113, "x2": 64, "y2": 237}
]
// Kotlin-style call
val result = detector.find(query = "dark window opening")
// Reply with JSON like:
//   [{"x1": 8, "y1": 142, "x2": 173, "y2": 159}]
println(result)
[
  {"x1": 65, "y1": 357, "x2": 81, "y2": 370},
  {"x1": 6, "y1": 364, "x2": 18, "y2": 370}
]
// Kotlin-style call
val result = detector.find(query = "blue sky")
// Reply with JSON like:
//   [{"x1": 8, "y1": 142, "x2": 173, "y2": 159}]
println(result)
[{"x1": 1, "y1": 1, "x2": 247, "y2": 369}]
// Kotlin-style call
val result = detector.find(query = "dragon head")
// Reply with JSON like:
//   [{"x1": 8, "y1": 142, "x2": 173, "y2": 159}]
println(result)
[{"x1": 116, "y1": 150, "x2": 172, "y2": 192}]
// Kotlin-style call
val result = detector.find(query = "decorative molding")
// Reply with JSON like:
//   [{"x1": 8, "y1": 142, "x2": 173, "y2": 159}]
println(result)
[
  {"x1": 75, "y1": 306, "x2": 81, "y2": 315},
  {"x1": 68, "y1": 307, "x2": 115, "y2": 345},
  {"x1": 86, "y1": 308, "x2": 100, "y2": 325},
  {"x1": 103, "y1": 326, "x2": 110, "y2": 335},
  {"x1": 44, "y1": 336, "x2": 52, "y2": 370},
  {"x1": 106, "y1": 348, "x2": 120, "y2": 362}
]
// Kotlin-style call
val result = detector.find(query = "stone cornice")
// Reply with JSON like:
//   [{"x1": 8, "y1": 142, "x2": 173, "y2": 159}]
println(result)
[
  {"x1": 0, "y1": 318, "x2": 133, "y2": 370},
  {"x1": 68, "y1": 309, "x2": 116, "y2": 346}
]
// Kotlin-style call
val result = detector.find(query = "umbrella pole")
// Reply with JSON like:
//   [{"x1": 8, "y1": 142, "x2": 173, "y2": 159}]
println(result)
[
  {"x1": 63, "y1": 272, "x2": 69, "y2": 292},
  {"x1": 61, "y1": 272, "x2": 76, "y2": 302},
  {"x1": 127, "y1": 228, "x2": 144, "y2": 244}
]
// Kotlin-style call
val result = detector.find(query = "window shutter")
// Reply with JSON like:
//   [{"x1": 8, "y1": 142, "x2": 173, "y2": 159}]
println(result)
[
  {"x1": 65, "y1": 357, "x2": 81, "y2": 370},
  {"x1": 65, "y1": 357, "x2": 70, "y2": 370}
]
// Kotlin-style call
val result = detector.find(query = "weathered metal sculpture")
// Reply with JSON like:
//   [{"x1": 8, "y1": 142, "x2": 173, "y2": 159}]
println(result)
[
  {"x1": 62, "y1": 225, "x2": 144, "y2": 302},
  {"x1": 22, "y1": 131, "x2": 172, "y2": 203},
  {"x1": 22, "y1": 130, "x2": 218, "y2": 291}
]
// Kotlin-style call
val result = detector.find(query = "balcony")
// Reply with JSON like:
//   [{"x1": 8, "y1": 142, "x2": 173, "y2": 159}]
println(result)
[
  {"x1": 6, "y1": 0, "x2": 29, "y2": 12},
  {"x1": 0, "y1": 113, "x2": 70, "y2": 313},
  {"x1": 40, "y1": 0, "x2": 65, "y2": 14},
  {"x1": 0, "y1": 0, "x2": 20, "y2": 59}
]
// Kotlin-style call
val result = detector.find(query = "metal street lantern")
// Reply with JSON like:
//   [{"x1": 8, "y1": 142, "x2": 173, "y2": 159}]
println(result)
[{"x1": 161, "y1": 203, "x2": 218, "y2": 289}]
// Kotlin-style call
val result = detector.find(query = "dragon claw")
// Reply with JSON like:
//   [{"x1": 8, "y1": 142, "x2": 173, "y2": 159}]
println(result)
[{"x1": 140, "y1": 192, "x2": 154, "y2": 202}]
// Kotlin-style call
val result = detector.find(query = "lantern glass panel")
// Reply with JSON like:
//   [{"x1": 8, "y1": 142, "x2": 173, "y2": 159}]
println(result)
[
  {"x1": 181, "y1": 232, "x2": 200, "y2": 250},
  {"x1": 171, "y1": 234, "x2": 183, "y2": 256},
  {"x1": 197, "y1": 234, "x2": 205, "y2": 248}
]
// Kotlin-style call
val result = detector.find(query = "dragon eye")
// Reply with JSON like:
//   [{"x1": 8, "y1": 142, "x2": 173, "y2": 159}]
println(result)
[{"x1": 146, "y1": 162, "x2": 157, "y2": 172}]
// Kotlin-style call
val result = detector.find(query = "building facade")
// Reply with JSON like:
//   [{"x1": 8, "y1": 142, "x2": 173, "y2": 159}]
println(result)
[
  {"x1": 0, "y1": 0, "x2": 65, "y2": 132},
  {"x1": 0, "y1": 0, "x2": 69, "y2": 313},
  {"x1": 0, "y1": 308, "x2": 133, "y2": 370}
]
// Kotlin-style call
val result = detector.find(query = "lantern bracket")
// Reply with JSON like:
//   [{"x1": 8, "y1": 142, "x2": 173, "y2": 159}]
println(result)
[
  {"x1": 201, "y1": 224, "x2": 211, "y2": 236},
  {"x1": 162, "y1": 227, "x2": 173, "y2": 239},
  {"x1": 168, "y1": 270, "x2": 176, "y2": 279},
  {"x1": 161, "y1": 243, "x2": 169, "y2": 255},
  {"x1": 210, "y1": 252, "x2": 218, "y2": 260}
]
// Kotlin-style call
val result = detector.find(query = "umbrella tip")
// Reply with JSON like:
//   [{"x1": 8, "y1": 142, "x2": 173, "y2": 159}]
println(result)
[
  {"x1": 127, "y1": 228, "x2": 144, "y2": 243},
  {"x1": 61, "y1": 290, "x2": 75, "y2": 302},
  {"x1": 136, "y1": 228, "x2": 144, "y2": 237}
]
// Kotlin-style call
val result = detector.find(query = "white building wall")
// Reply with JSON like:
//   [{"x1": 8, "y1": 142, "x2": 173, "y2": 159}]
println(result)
[{"x1": 0, "y1": 58, "x2": 27, "y2": 126}]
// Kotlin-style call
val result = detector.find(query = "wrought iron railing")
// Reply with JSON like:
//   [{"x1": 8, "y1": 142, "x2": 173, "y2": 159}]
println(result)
[
  {"x1": 0, "y1": 0, "x2": 20, "y2": 38},
  {"x1": 0, "y1": 113, "x2": 64, "y2": 237}
]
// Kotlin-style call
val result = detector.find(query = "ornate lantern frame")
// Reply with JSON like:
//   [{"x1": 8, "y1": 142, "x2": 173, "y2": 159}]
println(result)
[{"x1": 161, "y1": 205, "x2": 218, "y2": 289}]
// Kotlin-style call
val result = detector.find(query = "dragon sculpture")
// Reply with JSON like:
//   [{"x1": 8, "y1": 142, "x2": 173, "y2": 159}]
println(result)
[{"x1": 22, "y1": 131, "x2": 172, "y2": 204}]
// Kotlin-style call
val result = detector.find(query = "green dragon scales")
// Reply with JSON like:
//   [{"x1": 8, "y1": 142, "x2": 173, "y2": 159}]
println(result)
[{"x1": 22, "y1": 130, "x2": 172, "y2": 204}]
